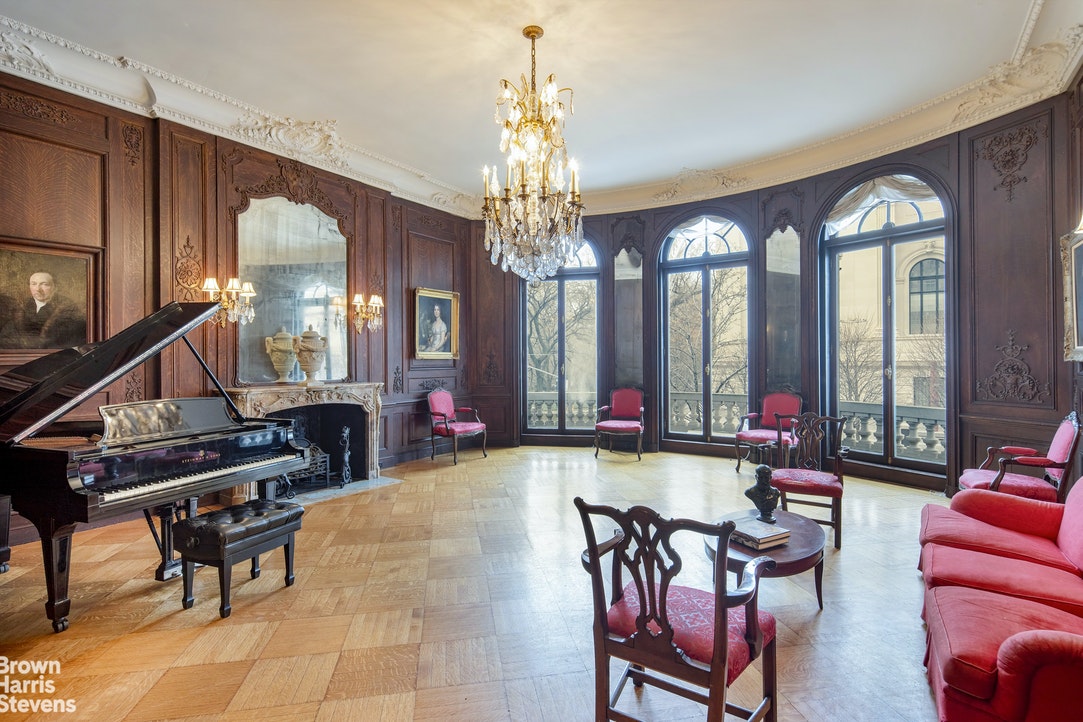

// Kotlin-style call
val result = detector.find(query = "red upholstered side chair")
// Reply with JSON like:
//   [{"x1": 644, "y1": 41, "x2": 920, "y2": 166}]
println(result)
[
  {"x1": 594, "y1": 387, "x2": 645, "y2": 461},
  {"x1": 957, "y1": 411, "x2": 1080, "y2": 503},
  {"x1": 427, "y1": 388, "x2": 487, "y2": 465},
  {"x1": 574, "y1": 497, "x2": 777, "y2": 722},
  {"x1": 771, "y1": 412, "x2": 847, "y2": 549},
  {"x1": 733, "y1": 392, "x2": 802, "y2": 472}
]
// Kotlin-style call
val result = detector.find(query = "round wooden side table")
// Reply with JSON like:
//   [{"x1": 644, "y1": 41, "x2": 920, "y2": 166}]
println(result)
[{"x1": 704, "y1": 508, "x2": 826, "y2": 609}]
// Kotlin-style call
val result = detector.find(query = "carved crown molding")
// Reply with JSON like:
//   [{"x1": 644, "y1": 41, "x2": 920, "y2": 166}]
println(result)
[
  {"x1": 0, "y1": 16, "x2": 1080, "y2": 218},
  {"x1": 235, "y1": 112, "x2": 349, "y2": 170}
]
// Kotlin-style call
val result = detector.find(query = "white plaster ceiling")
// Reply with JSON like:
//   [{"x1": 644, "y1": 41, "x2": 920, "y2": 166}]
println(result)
[{"x1": 0, "y1": 1, "x2": 1081, "y2": 218}]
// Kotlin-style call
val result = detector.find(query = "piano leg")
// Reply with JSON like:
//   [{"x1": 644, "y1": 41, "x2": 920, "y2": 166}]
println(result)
[
  {"x1": 0, "y1": 494, "x2": 10, "y2": 574},
  {"x1": 260, "y1": 476, "x2": 282, "y2": 501},
  {"x1": 150, "y1": 501, "x2": 193, "y2": 581},
  {"x1": 28, "y1": 518, "x2": 78, "y2": 633}
]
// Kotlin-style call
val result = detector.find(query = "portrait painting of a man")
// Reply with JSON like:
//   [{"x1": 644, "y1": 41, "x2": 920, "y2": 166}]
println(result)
[{"x1": 0, "y1": 247, "x2": 90, "y2": 350}]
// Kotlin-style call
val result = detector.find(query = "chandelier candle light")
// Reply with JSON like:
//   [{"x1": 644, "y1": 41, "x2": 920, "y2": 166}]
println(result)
[
  {"x1": 482, "y1": 25, "x2": 584, "y2": 283},
  {"x1": 202, "y1": 277, "x2": 256, "y2": 326}
]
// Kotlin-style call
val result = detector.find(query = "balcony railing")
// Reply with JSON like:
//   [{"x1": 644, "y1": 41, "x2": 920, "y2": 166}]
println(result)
[
  {"x1": 528, "y1": 391, "x2": 947, "y2": 464},
  {"x1": 526, "y1": 393, "x2": 598, "y2": 430},
  {"x1": 664, "y1": 392, "x2": 946, "y2": 463}
]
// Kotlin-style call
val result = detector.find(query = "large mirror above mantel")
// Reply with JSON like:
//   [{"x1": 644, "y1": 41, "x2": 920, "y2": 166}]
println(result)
[{"x1": 236, "y1": 196, "x2": 349, "y2": 384}]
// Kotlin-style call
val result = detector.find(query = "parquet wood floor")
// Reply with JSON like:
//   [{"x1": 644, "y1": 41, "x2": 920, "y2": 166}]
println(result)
[{"x1": 0, "y1": 446, "x2": 949, "y2": 721}]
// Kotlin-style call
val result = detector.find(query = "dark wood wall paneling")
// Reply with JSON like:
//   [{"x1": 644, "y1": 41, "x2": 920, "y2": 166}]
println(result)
[
  {"x1": 1068, "y1": 68, "x2": 1083, "y2": 483},
  {"x1": 3, "y1": 67, "x2": 1083, "y2": 491},
  {"x1": 574, "y1": 94, "x2": 1073, "y2": 490},
  {"x1": 0, "y1": 75, "x2": 154, "y2": 543},
  {"x1": 157, "y1": 120, "x2": 219, "y2": 400},
  {"x1": 955, "y1": 97, "x2": 1072, "y2": 492}
]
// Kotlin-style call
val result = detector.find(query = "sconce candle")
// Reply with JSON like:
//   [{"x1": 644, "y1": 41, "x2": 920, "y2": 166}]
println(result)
[
  {"x1": 351, "y1": 293, "x2": 384, "y2": 333},
  {"x1": 202, "y1": 276, "x2": 256, "y2": 326}
]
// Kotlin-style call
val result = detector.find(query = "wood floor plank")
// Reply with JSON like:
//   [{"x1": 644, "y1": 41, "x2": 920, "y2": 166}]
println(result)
[{"x1": 0, "y1": 447, "x2": 947, "y2": 720}]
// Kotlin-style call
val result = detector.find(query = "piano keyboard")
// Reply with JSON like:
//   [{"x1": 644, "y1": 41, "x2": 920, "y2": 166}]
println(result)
[{"x1": 97, "y1": 453, "x2": 300, "y2": 506}]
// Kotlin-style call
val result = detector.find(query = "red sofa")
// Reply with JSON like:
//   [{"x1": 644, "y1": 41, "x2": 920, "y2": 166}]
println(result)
[{"x1": 918, "y1": 484, "x2": 1083, "y2": 721}]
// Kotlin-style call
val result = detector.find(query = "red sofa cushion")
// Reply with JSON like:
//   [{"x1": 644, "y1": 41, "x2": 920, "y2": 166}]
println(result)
[
  {"x1": 921, "y1": 543, "x2": 1083, "y2": 617},
  {"x1": 948, "y1": 488, "x2": 1064, "y2": 539},
  {"x1": 918, "y1": 504, "x2": 1078, "y2": 573},
  {"x1": 1057, "y1": 480, "x2": 1083, "y2": 571}
]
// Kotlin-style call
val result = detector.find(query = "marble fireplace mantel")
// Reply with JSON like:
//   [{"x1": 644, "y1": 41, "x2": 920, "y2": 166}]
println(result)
[{"x1": 226, "y1": 382, "x2": 383, "y2": 482}]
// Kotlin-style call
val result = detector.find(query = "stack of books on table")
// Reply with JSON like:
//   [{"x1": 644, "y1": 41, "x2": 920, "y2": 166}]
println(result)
[{"x1": 730, "y1": 517, "x2": 790, "y2": 550}]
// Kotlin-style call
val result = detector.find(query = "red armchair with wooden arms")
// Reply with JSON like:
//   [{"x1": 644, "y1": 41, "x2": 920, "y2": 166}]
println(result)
[
  {"x1": 957, "y1": 411, "x2": 1080, "y2": 502},
  {"x1": 733, "y1": 392, "x2": 801, "y2": 472},
  {"x1": 427, "y1": 388, "x2": 487, "y2": 465}
]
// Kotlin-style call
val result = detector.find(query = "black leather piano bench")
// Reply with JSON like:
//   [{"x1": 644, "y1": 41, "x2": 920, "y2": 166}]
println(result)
[{"x1": 173, "y1": 499, "x2": 304, "y2": 619}]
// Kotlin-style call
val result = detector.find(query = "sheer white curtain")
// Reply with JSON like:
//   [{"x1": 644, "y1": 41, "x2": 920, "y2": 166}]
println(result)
[{"x1": 824, "y1": 174, "x2": 937, "y2": 236}]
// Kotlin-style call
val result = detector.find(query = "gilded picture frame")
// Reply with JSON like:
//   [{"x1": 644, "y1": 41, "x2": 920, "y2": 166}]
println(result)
[
  {"x1": 415, "y1": 287, "x2": 459, "y2": 359},
  {"x1": 1062, "y1": 222, "x2": 1083, "y2": 361},
  {"x1": 0, "y1": 239, "x2": 96, "y2": 360}
]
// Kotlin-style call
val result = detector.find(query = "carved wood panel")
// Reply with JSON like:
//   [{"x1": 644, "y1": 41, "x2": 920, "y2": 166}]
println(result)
[
  {"x1": 963, "y1": 108, "x2": 1061, "y2": 415},
  {"x1": 158, "y1": 121, "x2": 219, "y2": 400}
]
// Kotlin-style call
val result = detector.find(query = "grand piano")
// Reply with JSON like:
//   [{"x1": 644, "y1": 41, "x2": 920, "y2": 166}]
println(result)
[{"x1": 0, "y1": 301, "x2": 308, "y2": 632}]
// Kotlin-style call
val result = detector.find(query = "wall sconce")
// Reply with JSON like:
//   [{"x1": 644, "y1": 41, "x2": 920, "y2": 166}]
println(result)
[
  {"x1": 202, "y1": 277, "x2": 256, "y2": 326},
  {"x1": 352, "y1": 293, "x2": 384, "y2": 333},
  {"x1": 331, "y1": 295, "x2": 347, "y2": 330}
]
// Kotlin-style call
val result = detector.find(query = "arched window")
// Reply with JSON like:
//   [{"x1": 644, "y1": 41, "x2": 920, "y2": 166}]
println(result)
[
  {"x1": 660, "y1": 215, "x2": 750, "y2": 443},
  {"x1": 822, "y1": 174, "x2": 947, "y2": 470},
  {"x1": 523, "y1": 242, "x2": 600, "y2": 433}
]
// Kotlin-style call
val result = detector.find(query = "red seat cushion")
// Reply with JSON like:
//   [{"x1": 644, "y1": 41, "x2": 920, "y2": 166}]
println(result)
[
  {"x1": 918, "y1": 504, "x2": 1078, "y2": 573},
  {"x1": 771, "y1": 469, "x2": 843, "y2": 498},
  {"x1": 957, "y1": 469, "x2": 1059, "y2": 502},
  {"x1": 606, "y1": 582, "x2": 775, "y2": 685},
  {"x1": 433, "y1": 421, "x2": 485, "y2": 437},
  {"x1": 924, "y1": 585, "x2": 1083, "y2": 701},
  {"x1": 596, "y1": 420, "x2": 643, "y2": 433},
  {"x1": 735, "y1": 429, "x2": 796, "y2": 446},
  {"x1": 921, "y1": 543, "x2": 1083, "y2": 616}
]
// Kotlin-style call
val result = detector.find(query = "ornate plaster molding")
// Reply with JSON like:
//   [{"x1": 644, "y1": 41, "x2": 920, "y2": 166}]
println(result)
[
  {"x1": 235, "y1": 112, "x2": 349, "y2": 170},
  {"x1": 651, "y1": 168, "x2": 748, "y2": 204},
  {"x1": 0, "y1": 15, "x2": 1080, "y2": 219}
]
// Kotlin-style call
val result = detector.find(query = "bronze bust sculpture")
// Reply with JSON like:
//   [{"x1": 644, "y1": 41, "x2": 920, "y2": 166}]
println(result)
[{"x1": 745, "y1": 464, "x2": 781, "y2": 523}]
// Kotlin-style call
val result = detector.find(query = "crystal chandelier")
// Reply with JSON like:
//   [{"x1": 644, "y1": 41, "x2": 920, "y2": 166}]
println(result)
[{"x1": 482, "y1": 25, "x2": 584, "y2": 283}]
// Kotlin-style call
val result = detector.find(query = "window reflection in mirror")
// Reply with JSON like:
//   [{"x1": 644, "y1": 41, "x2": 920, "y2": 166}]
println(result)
[
  {"x1": 237, "y1": 196, "x2": 348, "y2": 384},
  {"x1": 614, "y1": 247, "x2": 643, "y2": 387},
  {"x1": 765, "y1": 226, "x2": 800, "y2": 391}
]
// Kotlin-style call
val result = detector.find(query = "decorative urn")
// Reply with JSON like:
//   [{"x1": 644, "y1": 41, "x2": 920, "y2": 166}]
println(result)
[
  {"x1": 745, "y1": 464, "x2": 782, "y2": 523},
  {"x1": 264, "y1": 327, "x2": 296, "y2": 383},
  {"x1": 292, "y1": 325, "x2": 328, "y2": 385}
]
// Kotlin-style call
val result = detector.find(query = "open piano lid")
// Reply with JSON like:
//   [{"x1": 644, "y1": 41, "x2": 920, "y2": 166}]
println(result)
[{"x1": 0, "y1": 301, "x2": 220, "y2": 444}]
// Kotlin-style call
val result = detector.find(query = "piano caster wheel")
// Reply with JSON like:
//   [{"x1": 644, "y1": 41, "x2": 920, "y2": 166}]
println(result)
[
  {"x1": 0, "y1": 562, "x2": 8, "y2": 574},
  {"x1": 52, "y1": 618, "x2": 69, "y2": 633}
]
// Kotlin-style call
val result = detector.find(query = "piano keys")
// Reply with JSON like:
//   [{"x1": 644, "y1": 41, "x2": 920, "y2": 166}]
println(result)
[{"x1": 0, "y1": 302, "x2": 308, "y2": 632}]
